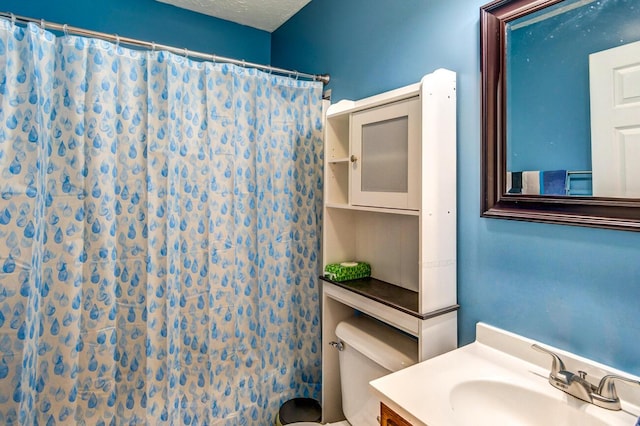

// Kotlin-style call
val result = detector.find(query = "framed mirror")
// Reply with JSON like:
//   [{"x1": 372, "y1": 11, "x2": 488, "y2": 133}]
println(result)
[{"x1": 480, "y1": 0, "x2": 640, "y2": 231}]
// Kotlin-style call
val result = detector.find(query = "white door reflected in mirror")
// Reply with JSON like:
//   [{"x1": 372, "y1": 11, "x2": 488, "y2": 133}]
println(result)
[{"x1": 590, "y1": 40, "x2": 640, "y2": 198}]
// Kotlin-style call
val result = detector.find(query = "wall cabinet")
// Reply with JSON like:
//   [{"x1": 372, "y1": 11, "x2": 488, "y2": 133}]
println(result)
[
  {"x1": 323, "y1": 68, "x2": 457, "y2": 312},
  {"x1": 321, "y1": 69, "x2": 459, "y2": 422}
]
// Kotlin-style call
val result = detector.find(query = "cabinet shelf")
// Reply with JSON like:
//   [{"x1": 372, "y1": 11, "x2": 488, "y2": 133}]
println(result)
[
  {"x1": 320, "y1": 276, "x2": 459, "y2": 320},
  {"x1": 328, "y1": 157, "x2": 350, "y2": 164},
  {"x1": 325, "y1": 203, "x2": 420, "y2": 216}
]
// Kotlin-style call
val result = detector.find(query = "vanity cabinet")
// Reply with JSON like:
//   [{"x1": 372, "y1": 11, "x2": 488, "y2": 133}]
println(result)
[
  {"x1": 380, "y1": 402, "x2": 413, "y2": 426},
  {"x1": 321, "y1": 69, "x2": 459, "y2": 422}
]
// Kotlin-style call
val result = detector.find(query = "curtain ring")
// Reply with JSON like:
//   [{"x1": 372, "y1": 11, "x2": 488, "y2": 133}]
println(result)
[
  {"x1": 211, "y1": 54, "x2": 216, "y2": 64},
  {"x1": 183, "y1": 47, "x2": 189, "y2": 58},
  {"x1": 241, "y1": 59, "x2": 246, "y2": 68},
  {"x1": 295, "y1": 71, "x2": 299, "y2": 80},
  {"x1": 114, "y1": 34, "x2": 120, "y2": 48},
  {"x1": 10, "y1": 13, "x2": 16, "y2": 26},
  {"x1": 151, "y1": 41, "x2": 156, "y2": 52},
  {"x1": 63, "y1": 24, "x2": 69, "y2": 38},
  {"x1": 40, "y1": 19, "x2": 46, "y2": 32}
]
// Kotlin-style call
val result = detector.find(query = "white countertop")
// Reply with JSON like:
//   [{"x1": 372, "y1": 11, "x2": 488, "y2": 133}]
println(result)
[{"x1": 370, "y1": 323, "x2": 640, "y2": 426}]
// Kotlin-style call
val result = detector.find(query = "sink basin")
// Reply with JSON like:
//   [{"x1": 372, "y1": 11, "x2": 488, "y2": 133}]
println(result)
[{"x1": 450, "y1": 380, "x2": 609, "y2": 426}]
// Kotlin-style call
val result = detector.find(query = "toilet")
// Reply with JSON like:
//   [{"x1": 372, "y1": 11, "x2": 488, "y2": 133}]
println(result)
[{"x1": 288, "y1": 315, "x2": 417, "y2": 426}]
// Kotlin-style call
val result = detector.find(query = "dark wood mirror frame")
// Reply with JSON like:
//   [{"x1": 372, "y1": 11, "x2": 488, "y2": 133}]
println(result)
[{"x1": 480, "y1": 0, "x2": 640, "y2": 232}]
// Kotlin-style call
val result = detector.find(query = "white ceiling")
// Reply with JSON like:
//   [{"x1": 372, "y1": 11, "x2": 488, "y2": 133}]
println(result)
[{"x1": 157, "y1": 0, "x2": 311, "y2": 32}]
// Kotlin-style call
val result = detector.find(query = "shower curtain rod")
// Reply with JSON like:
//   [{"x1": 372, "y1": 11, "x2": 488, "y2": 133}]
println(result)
[{"x1": 0, "y1": 12, "x2": 330, "y2": 85}]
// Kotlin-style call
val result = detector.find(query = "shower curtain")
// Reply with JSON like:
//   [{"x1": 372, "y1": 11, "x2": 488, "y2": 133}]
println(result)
[{"x1": 0, "y1": 20, "x2": 323, "y2": 425}]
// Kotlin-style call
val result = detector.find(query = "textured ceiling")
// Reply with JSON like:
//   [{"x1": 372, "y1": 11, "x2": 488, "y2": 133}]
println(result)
[{"x1": 157, "y1": 0, "x2": 311, "y2": 32}]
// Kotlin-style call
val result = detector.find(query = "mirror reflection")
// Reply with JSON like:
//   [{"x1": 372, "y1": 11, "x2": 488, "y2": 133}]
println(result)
[{"x1": 506, "y1": 0, "x2": 640, "y2": 198}]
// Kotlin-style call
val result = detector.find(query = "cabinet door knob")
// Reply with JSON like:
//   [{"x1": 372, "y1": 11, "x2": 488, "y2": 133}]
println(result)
[{"x1": 350, "y1": 154, "x2": 358, "y2": 163}]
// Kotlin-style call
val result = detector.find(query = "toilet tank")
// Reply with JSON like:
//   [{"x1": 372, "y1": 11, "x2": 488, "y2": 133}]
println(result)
[{"x1": 335, "y1": 316, "x2": 417, "y2": 425}]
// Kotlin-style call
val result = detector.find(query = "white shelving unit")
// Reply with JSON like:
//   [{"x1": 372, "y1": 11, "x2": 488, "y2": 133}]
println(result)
[{"x1": 321, "y1": 69, "x2": 459, "y2": 423}]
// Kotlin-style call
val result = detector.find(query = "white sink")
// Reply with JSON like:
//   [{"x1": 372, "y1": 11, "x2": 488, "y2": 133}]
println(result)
[
  {"x1": 370, "y1": 323, "x2": 640, "y2": 426},
  {"x1": 450, "y1": 380, "x2": 609, "y2": 426}
]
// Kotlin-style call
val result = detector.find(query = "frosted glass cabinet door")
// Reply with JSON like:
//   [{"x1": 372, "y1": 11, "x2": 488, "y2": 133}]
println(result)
[
  {"x1": 361, "y1": 116, "x2": 409, "y2": 193},
  {"x1": 351, "y1": 98, "x2": 421, "y2": 210}
]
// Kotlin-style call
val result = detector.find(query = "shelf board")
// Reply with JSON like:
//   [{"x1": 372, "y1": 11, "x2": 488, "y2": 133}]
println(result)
[
  {"x1": 320, "y1": 276, "x2": 459, "y2": 320},
  {"x1": 324, "y1": 203, "x2": 420, "y2": 216},
  {"x1": 328, "y1": 157, "x2": 350, "y2": 164}
]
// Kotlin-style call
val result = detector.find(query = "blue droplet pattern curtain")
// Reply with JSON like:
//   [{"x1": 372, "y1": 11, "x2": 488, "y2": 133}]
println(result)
[{"x1": 0, "y1": 19, "x2": 323, "y2": 425}]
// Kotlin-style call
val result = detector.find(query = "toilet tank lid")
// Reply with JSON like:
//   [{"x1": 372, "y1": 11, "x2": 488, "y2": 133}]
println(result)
[{"x1": 335, "y1": 316, "x2": 418, "y2": 372}]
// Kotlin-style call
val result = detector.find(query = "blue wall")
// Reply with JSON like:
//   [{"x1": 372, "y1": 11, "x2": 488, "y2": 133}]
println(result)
[
  {"x1": 3, "y1": 0, "x2": 271, "y2": 64},
  {"x1": 273, "y1": 0, "x2": 640, "y2": 375},
  {"x1": 507, "y1": 0, "x2": 640, "y2": 172}
]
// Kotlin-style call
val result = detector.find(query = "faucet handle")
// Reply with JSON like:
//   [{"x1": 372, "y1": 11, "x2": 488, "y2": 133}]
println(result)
[
  {"x1": 532, "y1": 344, "x2": 567, "y2": 381},
  {"x1": 595, "y1": 374, "x2": 640, "y2": 401}
]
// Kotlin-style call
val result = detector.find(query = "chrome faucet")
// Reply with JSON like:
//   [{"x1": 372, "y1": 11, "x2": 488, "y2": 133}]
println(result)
[{"x1": 532, "y1": 344, "x2": 640, "y2": 410}]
